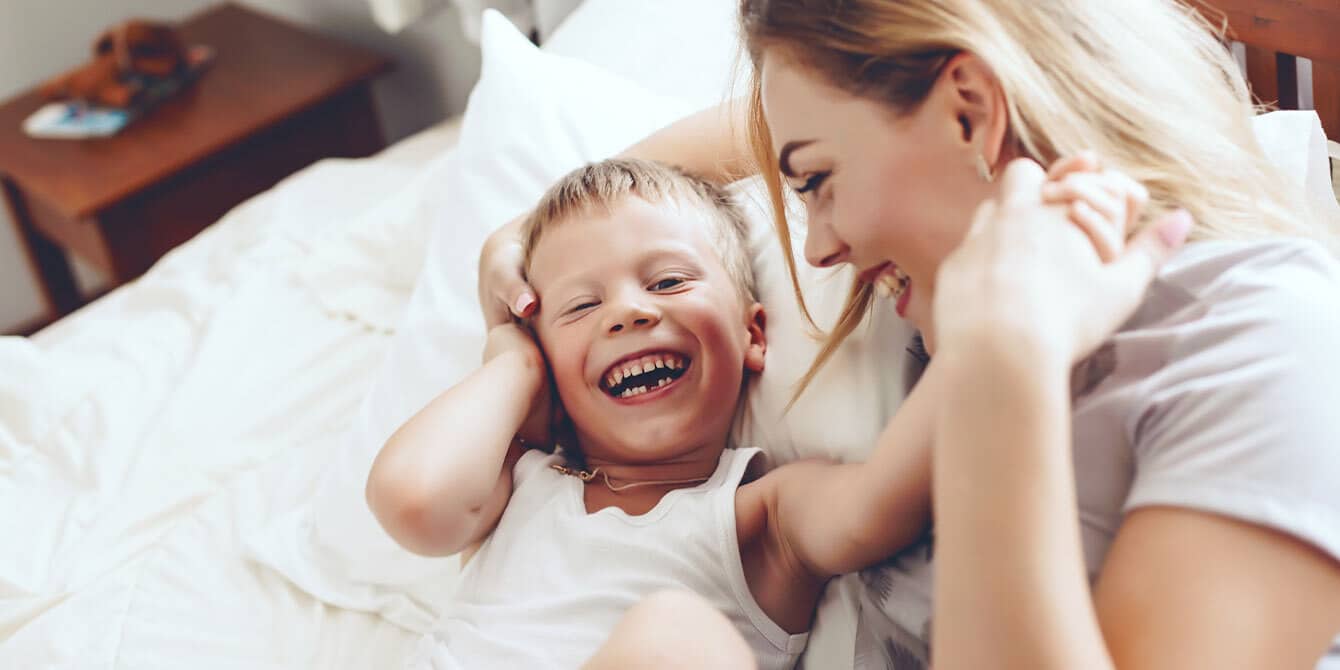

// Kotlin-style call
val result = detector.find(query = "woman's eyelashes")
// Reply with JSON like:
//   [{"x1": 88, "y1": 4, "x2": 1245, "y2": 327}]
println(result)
[{"x1": 794, "y1": 171, "x2": 830, "y2": 196}]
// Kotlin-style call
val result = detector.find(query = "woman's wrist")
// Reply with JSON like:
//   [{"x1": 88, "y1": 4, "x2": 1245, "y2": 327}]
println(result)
[{"x1": 935, "y1": 326, "x2": 1072, "y2": 386}]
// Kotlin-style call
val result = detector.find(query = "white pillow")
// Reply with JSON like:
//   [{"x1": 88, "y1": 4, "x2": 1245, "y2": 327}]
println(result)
[
  {"x1": 249, "y1": 10, "x2": 699, "y2": 631},
  {"x1": 542, "y1": 0, "x2": 749, "y2": 110},
  {"x1": 249, "y1": 4, "x2": 912, "y2": 634},
  {"x1": 1251, "y1": 110, "x2": 1340, "y2": 256}
]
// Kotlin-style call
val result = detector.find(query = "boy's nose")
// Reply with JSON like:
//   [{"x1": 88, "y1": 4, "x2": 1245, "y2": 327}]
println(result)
[{"x1": 606, "y1": 303, "x2": 661, "y2": 334}]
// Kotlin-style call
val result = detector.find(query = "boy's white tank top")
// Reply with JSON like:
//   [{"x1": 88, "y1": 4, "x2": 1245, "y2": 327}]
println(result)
[{"x1": 411, "y1": 446, "x2": 808, "y2": 669}]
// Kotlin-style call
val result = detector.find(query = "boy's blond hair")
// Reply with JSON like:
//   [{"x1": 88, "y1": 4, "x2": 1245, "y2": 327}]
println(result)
[{"x1": 521, "y1": 158, "x2": 757, "y2": 303}]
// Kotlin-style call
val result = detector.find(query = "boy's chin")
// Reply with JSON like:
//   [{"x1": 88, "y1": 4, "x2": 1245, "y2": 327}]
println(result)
[{"x1": 582, "y1": 425, "x2": 723, "y2": 462}]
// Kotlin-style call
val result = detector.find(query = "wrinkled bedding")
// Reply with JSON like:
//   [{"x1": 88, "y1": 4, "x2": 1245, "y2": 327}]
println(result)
[{"x1": 0, "y1": 120, "x2": 459, "y2": 668}]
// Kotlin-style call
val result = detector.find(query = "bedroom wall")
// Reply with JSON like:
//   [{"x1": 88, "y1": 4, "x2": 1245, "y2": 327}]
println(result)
[{"x1": 0, "y1": 0, "x2": 485, "y2": 334}]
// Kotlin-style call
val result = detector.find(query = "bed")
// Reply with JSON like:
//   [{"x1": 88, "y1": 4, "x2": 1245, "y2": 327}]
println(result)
[{"x1": 2, "y1": 2, "x2": 1338, "y2": 669}]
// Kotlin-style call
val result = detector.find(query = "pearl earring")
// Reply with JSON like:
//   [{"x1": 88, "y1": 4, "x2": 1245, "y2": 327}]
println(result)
[{"x1": 975, "y1": 153, "x2": 995, "y2": 183}]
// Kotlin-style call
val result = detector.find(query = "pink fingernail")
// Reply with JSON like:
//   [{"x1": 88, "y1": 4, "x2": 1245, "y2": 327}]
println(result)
[
  {"x1": 1159, "y1": 210, "x2": 1193, "y2": 247},
  {"x1": 514, "y1": 293, "x2": 535, "y2": 315}
]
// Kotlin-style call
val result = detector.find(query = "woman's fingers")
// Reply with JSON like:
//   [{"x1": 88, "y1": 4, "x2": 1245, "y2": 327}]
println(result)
[
  {"x1": 998, "y1": 158, "x2": 1048, "y2": 207},
  {"x1": 1101, "y1": 209, "x2": 1193, "y2": 321},
  {"x1": 478, "y1": 213, "x2": 541, "y2": 327},
  {"x1": 478, "y1": 240, "x2": 538, "y2": 328},
  {"x1": 1114, "y1": 171, "x2": 1150, "y2": 235}
]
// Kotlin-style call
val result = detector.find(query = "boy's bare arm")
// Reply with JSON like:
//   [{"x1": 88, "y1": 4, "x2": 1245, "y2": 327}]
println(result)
[
  {"x1": 366, "y1": 323, "x2": 547, "y2": 557},
  {"x1": 759, "y1": 362, "x2": 940, "y2": 578}
]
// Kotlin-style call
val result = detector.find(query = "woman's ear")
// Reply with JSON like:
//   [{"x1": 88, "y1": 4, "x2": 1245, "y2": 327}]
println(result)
[
  {"x1": 744, "y1": 303, "x2": 767, "y2": 373},
  {"x1": 940, "y1": 53, "x2": 1011, "y2": 169}
]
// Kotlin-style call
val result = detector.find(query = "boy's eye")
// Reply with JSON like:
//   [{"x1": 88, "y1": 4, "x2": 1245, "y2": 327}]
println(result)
[
  {"x1": 794, "y1": 171, "x2": 830, "y2": 196},
  {"x1": 650, "y1": 277, "x2": 684, "y2": 291}
]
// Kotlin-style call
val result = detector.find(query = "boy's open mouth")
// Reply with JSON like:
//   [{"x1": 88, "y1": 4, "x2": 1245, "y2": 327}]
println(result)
[{"x1": 600, "y1": 351, "x2": 691, "y2": 399}]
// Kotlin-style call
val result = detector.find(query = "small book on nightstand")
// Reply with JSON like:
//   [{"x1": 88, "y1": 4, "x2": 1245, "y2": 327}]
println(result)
[{"x1": 23, "y1": 44, "x2": 214, "y2": 139}]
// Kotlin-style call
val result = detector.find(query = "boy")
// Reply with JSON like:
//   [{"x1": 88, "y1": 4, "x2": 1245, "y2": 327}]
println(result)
[{"x1": 368, "y1": 158, "x2": 938, "y2": 668}]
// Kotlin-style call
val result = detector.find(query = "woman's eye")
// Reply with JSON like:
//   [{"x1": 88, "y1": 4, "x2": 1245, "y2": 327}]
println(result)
[
  {"x1": 650, "y1": 277, "x2": 684, "y2": 291},
  {"x1": 795, "y1": 171, "x2": 830, "y2": 196}
]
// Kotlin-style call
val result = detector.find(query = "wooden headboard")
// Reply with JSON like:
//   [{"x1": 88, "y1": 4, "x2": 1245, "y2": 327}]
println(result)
[{"x1": 1190, "y1": 0, "x2": 1340, "y2": 141}]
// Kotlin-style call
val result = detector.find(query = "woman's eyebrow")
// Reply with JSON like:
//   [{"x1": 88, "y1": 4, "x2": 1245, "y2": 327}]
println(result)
[{"x1": 778, "y1": 139, "x2": 815, "y2": 178}]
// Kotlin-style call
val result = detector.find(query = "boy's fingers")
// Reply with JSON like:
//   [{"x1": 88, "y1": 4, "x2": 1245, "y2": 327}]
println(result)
[
  {"x1": 1046, "y1": 151, "x2": 1101, "y2": 180},
  {"x1": 1068, "y1": 201, "x2": 1122, "y2": 263},
  {"x1": 1041, "y1": 176, "x2": 1123, "y2": 230}
]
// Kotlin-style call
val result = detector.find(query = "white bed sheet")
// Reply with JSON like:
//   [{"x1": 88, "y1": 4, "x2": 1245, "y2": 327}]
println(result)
[{"x1": 0, "y1": 119, "x2": 460, "y2": 668}]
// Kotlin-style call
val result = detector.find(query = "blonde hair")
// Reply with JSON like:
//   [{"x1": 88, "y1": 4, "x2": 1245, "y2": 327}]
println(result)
[
  {"x1": 739, "y1": 0, "x2": 1315, "y2": 397},
  {"x1": 522, "y1": 158, "x2": 757, "y2": 302}
]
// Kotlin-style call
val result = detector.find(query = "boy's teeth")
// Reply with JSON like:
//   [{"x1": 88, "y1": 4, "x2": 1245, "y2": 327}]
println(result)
[{"x1": 604, "y1": 352, "x2": 691, "y2": 395}]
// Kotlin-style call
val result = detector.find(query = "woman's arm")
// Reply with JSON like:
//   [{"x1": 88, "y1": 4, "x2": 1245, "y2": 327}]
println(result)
[
  {"x1": 366, "y1": 323, "x2": 546, "y2": 557},
  {"x1": 619, "y1": 99, "x2": 755, "y2": 185},
  {"x1": 478, "y1": 99, "x2": 754, "y2": 327},
  {"x1": 1095, "y1": 507, "x2": 1340, "y2": 669},
  {"x1": 932, "y1": 341, "x2": 1112, "y2": 669},
  {"x1": 921, "y1": 158, "x2": 1340, "y2": 669},
  {"x1": 932, "y1": 329, "x2": 1340, "y2": 669}
]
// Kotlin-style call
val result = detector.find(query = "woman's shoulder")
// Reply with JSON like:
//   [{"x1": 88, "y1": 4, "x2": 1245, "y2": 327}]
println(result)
[
  {"x1": 1107, "y1": 239, "x2": 1340, "y2": 566},
  {"x1": 1125, "y1": 236, "x2": 1339, "y2": 342},
  {"x1": 1160, "y1": 236, "x2": 1337, "y2": 306}
]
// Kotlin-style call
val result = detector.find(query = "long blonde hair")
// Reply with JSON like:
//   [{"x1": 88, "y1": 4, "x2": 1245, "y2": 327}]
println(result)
[{"x1": 738, "y1": 0, "x2": 1313, "y2": 396}]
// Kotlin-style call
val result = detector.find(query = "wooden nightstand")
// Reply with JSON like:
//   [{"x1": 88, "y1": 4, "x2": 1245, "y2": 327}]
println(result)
[{"x1": 0, "y1": 3, "x2": 391, "y2": 322}]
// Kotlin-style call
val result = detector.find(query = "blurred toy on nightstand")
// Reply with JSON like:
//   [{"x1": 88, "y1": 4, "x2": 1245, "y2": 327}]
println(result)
[{"x1": 24, "y1": 19, "x2": 213, "y2": 138}]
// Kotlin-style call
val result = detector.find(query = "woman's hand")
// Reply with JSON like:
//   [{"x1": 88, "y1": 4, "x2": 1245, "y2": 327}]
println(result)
[
  {"x1": 478, "y1": 214, "x2": 539, "y2": 328},
  {"x1": 932, "y1": 158, "x2": 1192, "y2": 369},
  {"x1": 1041, "y1": 152, "x2": 1149, "y2": 263}
]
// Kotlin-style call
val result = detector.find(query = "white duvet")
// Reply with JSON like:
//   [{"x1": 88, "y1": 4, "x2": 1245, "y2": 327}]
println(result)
[
  {"x1": 3, "y1": 1, "x2": 1336, "y2": 665},
  {"x1": 0, "y1": 122, "x2": 459, "y2": 668}
]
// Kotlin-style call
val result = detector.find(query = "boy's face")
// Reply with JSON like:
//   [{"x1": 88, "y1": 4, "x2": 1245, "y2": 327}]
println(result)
[{"x1": 527, "y1": 196, "x2": 766, "y2": 463}]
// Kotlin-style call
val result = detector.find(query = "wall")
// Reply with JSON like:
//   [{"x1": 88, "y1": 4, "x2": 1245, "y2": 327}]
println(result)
[{"x1": 0, "y1": 0, "x2": 483, "y2": 333}]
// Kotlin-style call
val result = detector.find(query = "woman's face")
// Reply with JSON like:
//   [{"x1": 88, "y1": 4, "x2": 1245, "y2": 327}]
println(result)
[{"x1": 760, "y1": 51, "x2": 1001, "y2": 341}]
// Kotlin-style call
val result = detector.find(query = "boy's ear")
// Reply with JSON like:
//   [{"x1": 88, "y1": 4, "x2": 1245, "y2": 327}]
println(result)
[{"x1": 744, "y1": 302, "x2": 767, "y2": 373}]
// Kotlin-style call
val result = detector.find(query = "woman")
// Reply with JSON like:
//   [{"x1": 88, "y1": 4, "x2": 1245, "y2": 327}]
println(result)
[{"x1": 479, "y1": 0, "x2": 1340, "y2": 667}]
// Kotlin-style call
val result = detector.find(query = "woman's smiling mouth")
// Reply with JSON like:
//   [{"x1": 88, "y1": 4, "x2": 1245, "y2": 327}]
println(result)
[
  {"x1": 601, "y1": 351, "x2": 691, "y2": 399},
  {"x1": 861, "y1": 263, "x2": 910, "y2": 302}
]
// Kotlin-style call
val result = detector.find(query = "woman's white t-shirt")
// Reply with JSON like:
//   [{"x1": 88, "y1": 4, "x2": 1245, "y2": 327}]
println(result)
[{"x1": 856, "y1": 237, "x2": 1340, "y2": 669}]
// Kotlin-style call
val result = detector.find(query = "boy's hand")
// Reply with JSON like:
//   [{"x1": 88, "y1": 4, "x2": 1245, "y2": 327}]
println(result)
[
  {"x1": 1041, "y1": 152, "x2": 1150, "y2": 263},
  {"x1": 483, "y1": 322, "x2": 557, "y2": 447}
]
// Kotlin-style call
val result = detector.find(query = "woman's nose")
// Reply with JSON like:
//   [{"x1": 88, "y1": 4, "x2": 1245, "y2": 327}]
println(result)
[
  {"x1": 605, "y1": 300, "x2": 661, "y2": 334},
  {"x1": 804, "y1": 217, "x2": 850, "y2": 268}
]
